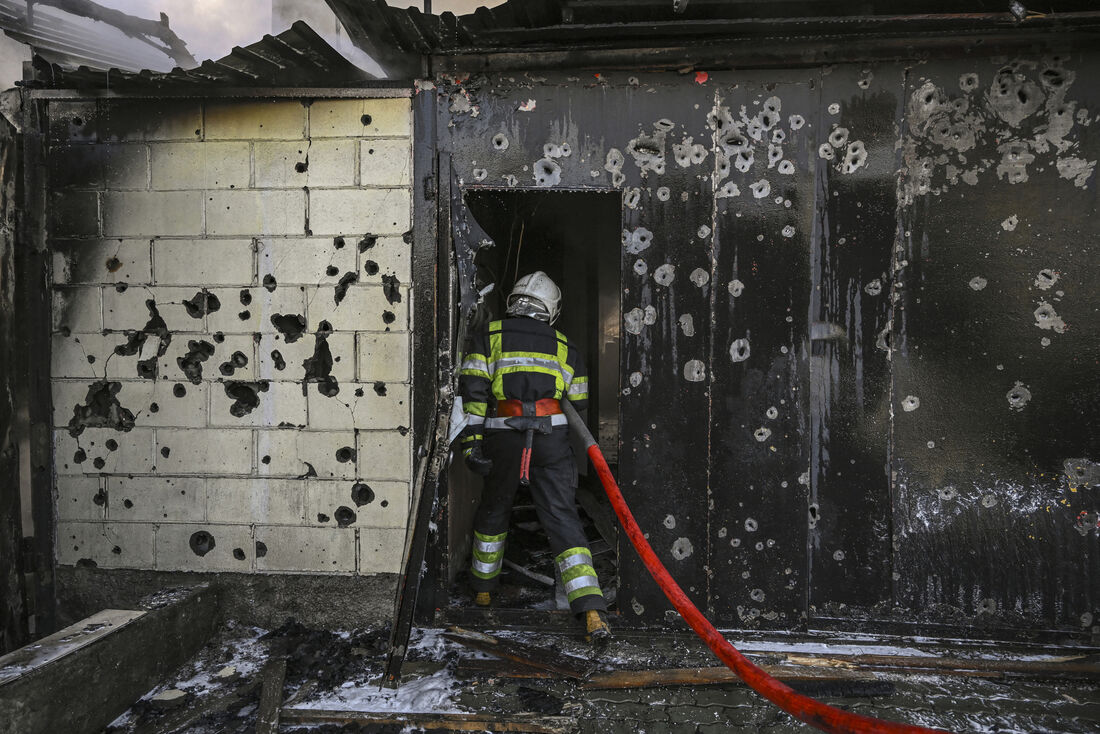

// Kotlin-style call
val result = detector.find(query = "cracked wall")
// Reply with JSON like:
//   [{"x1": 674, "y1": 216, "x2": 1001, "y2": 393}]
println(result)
[{"x1": 47, "y1": 96, "x2": 414, "y2": 576}]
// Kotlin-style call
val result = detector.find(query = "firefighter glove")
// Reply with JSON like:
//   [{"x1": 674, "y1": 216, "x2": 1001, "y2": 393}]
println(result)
[{"x1": 464, "y1": 442, "x2": 493, "y2": 476}]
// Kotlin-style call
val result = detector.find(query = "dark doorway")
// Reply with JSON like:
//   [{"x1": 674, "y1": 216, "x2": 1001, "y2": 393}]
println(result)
[{"x1": 443, "y1": 189, "x2": 622, "y2": 617}]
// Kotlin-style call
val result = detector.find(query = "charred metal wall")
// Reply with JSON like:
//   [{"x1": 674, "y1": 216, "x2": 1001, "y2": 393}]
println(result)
[{"x1": 437, "y1": 48, "x2": 1099, "y2": 636}]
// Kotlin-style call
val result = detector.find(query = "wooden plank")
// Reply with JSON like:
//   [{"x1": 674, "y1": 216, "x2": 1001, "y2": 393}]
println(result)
[
  {"x1": 255, "y1": 658, "x2": 287, "y2": 734},
  {"x1": 581, "y1": 664, "x2": 878, "y2": 690},
  {"x1": 0, "y1": 609, "x2": 144, "y2": 686},
  {"x1": 443, "y1": 627, "x2": 596, "y2": 679},
  {"x1": 281, "y1": 709, "x2": 576, "y2": 733},
  {"x1": 783, "y1": 653, "x2": 1100, "y2": 679},
  {"x1": 455, "y1": 657, "x2": 557, "y2": 680}
]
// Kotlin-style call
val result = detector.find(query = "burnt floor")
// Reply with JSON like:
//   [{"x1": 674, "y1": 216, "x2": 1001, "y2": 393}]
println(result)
[{"x1": 103, "y1": 619, "x2": 1099, "y2": 733}]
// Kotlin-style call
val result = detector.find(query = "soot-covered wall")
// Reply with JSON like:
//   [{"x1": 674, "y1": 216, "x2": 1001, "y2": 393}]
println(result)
[
  {"x1": 438, "y1": 51, "x2": 1099, "y2": 635},
  {"x1": 47, "y1": 96, "x2": 414, "y2": 577}
]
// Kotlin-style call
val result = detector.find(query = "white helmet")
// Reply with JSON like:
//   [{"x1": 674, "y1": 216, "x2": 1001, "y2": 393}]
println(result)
[{"x1": 507, "y1": 271, "x2": 562, "y2": 324}]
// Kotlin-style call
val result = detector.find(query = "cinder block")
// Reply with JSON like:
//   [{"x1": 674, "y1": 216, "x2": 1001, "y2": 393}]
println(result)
[
  {"x1": 51, "y1": 332, "x2": 131, "y2": 380},
  {"x1": 102, "y1": 191, "x2": 204, "y2": 237},
  {"x1": 158, "y1": 333, "x2": 257, "y2": 384},
  {"x1": 308, "y1": 189, "x2": 410, "y2": 237},
  {"x1": 56, "y1": 521, "x2": 155, "y2": 569},
  {"x1": 52, "y1": 287, "x2": 102, "y2": 333},
  {"x1": 358, "y1": 235, "x2": 411, "y2": 283},
  {"x1": 356, "y1": 430, "x2": 412, "y2": 482},
  {"x1": 256, "y1": 429, "x2": 356, "y2": 480},
  {"x1": 52, "y1": 239, "x2": 152, "y2": 285},
  {"x1": 357, "y1": 332, "x2": 409, "y2": 382},
  {"x1": 256, "y1": 237, "x2": 357, "y2": 287},
  {"x1": 306, "y1": 284, "x2": 408, "y2": 333},
  {"x1": 306, "y1": 383, "x2": 409, "y2": 430},
  {"x1": 255, "y1": 140, "x2": 355, "y2": 188},
  {"x1": 54, "y1": 427, "x2": 155, "y2": 476},
  {"x1": 130, "y1": 380, "x2": 208, "y2": 429},
  {"x1": 206, "y1": 189, "x2": 306, "y2": 236},
  {"x1": 206, "y1": 477, "x2": 305, "y2": 524},
  {"x1": 209, "y1": 380, "x2": 308, "y2": 427},
  {"x1": 254, "y1": 525, "x2": 356, "y2": 573},
  {"x1": 309, "y1": 98, "x2": 410, "y2": 138},
  {"x1": 155, "y1": 523, "x2": 254, "y2": 572},
  {"x1": 48, "y1": 145, "x2": 103, "y2": 188},
  {"x1": 155, "y1": 428, "x2": 253, "y2": 475},
  {"x1": 149, "y1": 142, "x2": 251, "y2": 190},
  {"x1": 57, "y1": 476, "x2": 106, "y2": 521},
  {"x1": 47, "y1": 101, "x2": 98, "y2": 144},
  {"x1": 360, "y1": 139, "x2": 411, "y2": 186},
  {"x1": 204, "y1": 285, "x2": 306, "y2": 334},
  {"x1": 101, "y1": 100, "x2": 202, "y2": 142},
  {"x1": 358, "y1": 527, "x2": 406, "y2": 574},
  {"x1": 103, "y1": 144, "x2": 150, "y2": 189},
  {"x1": 102, "y1": 285, "x2": 209, "y2": 332},
  {"x1": 108, "y1": 476, "x2": 206, "y2": 522},
  {"x1": 205, "y1": 101, "x2": 306, "y2": 140},
  {"x1": 153, "y1": 239, "x2": 255, "y2": 286},
  {"x1": 257, "y1": 331, "x2": 354, "y2": 383},
  {"x1": 308, "y1": 480, "x2": 407, "y2": 529},
  {"x1": 50, "y1": 191, "x2": 99, "y2": 238}
]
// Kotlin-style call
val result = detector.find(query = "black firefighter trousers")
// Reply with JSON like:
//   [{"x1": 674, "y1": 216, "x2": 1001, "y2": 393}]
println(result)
[{"x1": 470, "y1": 426, "x2": 607, "y2": 615}]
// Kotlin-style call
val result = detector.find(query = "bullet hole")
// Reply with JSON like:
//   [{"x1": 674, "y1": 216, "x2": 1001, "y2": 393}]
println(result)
[
  {"x1": 359, "y1": 235, "x2": 377, "y2": 252},
  {"x1": 403, "y1": 230, "x2": 413, "y2": 245},
  {"x1": 67, "y1": 381, "x2": 136, "y2": 438},
  {"x1": 183, "y1": 289, "x2": 221, "y2": 319},
  {"x1": 123, "y1": 499, "x2": 133, "y2": 509},
  {"x1": 842, "y1": 141, "x2": 868, "y2": 174},
  {"x1": 864, "y1": 279, "x2": 882, "y2": 296},
  {"x1": 239, "y1": 290, "x2": 252, "y2": 306},
  {"x1": 326, "y1": 265, "x2": 339, "y2": 277},
  {"x1": 901, "y1": 395, "x2": 921, "y2": 412},
  {"x1": 670, "y1": 537, "x2": 693, "y2": 560},
  {"x1": 807, "y1": 503, "x2": 819, "y2": 529},
  {"x1": 777, "y1": 160, "x2": 795, "y2": 175},
  {"x1": 172, "y1": 383, "x2": 187, "y2": 399},
  {"x1": 633, "y1": 259, "x2": 647, "y2": 276},
  {"x1": 304, "y1": 331, "x2": 339, "y2": 397},
  {"x1": 334, "y1": 506, "x2": 356, "y2": 527},
  {"x1": 1034, "y1": 269, "x2": 1058, "y2": 290},
  {"x1": 224, "y1": 380, "x2": 269, "y2": 417},
  {"x1": 210, "y1": 332, "x2": 225, "y2": 345},
  {"x1": 533, "y1": 158, "x2": 561, "y2": 187},
  {"x1": 656, "y1": 186, "x2": 671, "y2": 201},
  {"x1": 472, "y1": 168, "x2": 487, "y2": 181},
  {"x1": 238, "y1": 310, "x2": 251, "y2": 320},
  {"x1": 219, "y1": 361, "x2": 236, "y2": 376},
  {"x1": 114, "y1": 300, "x2": 170, "y2": 380},
  {"x1": 354, "y1": 387, "x2": 365, "y2": 397},
  {"x1": 781, "y1": 225, "x2": 796, "y2": 238},
  {"x1": 160, "y1": 446, "x2": 171, "y2": 458},
  {"x1": 177, "y1": 340, "x2": 215, "y2": 384},
  {"x1": 381, "y1": 274, "x2": 402, "y2": 305},
  {"x1": 981, "y1": 494, "x2": 998, "y2": 508},
  {"x1": 1033, "y1": 301, "x2": 1066, "y2": 333},
  {"x1": 254, "y1": 540, "x2": 267, "y2": 558},
  {"x1": 969, "y1": 276, "x2": 988, "y2": 291},
  {"x1": 317, "y1": 513, "x2": 330, "y2": 523},
  {"x1": 828, "y1": 127, "x2": 849, "y2": 148},
  {"x1": 653, "y1": 263, "x2": 675, "y2": 286},
  {"x1": 1006, "y1": 380, "x2": 1032, "y2": 411},
  {"x1": 382, "y1": 311, "x2": 396, "y2": 324},
  {"x1": 683, "y1": 360, "x2": 706, "y2": 382},
  {"x1": 115, "y1": 283, "x2": 128, "y2": 293},
  {"x1": 833, "y1": 550, "x2": 846, "y2": 561},
  {"x1": 750, "y1": 588, "x2": 765, "y2": 602},
  {"x1": 744, "y1": 518, "x2": 758, "y2": 532},
  {"x1": 733, "y1": 149, "x2": 753, "y2": 173},
  {"x1": 271, "y1": 313, "x2": 307, "y2": 343},
  {"x1": 258, "y1": 275, "x2": 277, "y2": 295},
  {"x1": 373, "y1": 381, "x2": 387, "y2": 396},
  {"x1": 818, "y1": 143, "x2": 835, "y2": 160},
  {"x1": 678, "y1": 314, "x2": 695, "y2": 337},
  {"x1": 336, "y1": 446, "x2": 356, "y2": 463},
  {"x1": 492, "y1": 133, "x2": 509, "y2": 151},
  {"x1": 938, "y1": 486, "x2": 958, "y2": 501},
  {"x1": 622, "y1": 227, "x2": 653, "y2": 254},
  {"x1": 789, "y1": 114, "x2": 805, "y2": 130},
  {"x1": 754, "y1": 427, "x2": 772, "y2": 442},
  {"x1": 396, "y1": 426, "x2": 409, "y2": 436},
  {"x1": 271, "y1": 350, "x2": 286, "y2": 371},
  {"x1": 72, "y1": 116, "x2": 83, "y2": 126},
  {"x1": 352, "y1": 483, "x2": 375, "y2": 506},
  {"x1": 295, "y1": 160, "x2": 308, "y2": 174},
  {"x1": 364, "y1": 260, "x2": 380, "y2": 276},
  {"x1": 92, "y1": 456, "x2": 106, "y2": 469},
  {"x1": 104, "y1": 256, "x2": 123, "y2": 273},
  {"x1": 361, "y1": 114, "x2": 372, "y2": 126},
  {"x1": 74, "y1": 448, "x2": 87, "y2": 463},
  {"x1": 189, "y1": 531, "x2": 215, "y2": 556},
  {"x1": 729, "y1": 338, "x2": 751, "y2": 363},
  {"x1": 750, "y1": 179, "x2": 771, "y2": 199},
  {"x1": 76, "y1": 558, "x2": 97, "y2": 568},
  {"x1": 623, "y1": 188, "x2": 641, "y2": 209},
  {"x1": 229, "y1": 547, "x2": 246, "y2": 561}
]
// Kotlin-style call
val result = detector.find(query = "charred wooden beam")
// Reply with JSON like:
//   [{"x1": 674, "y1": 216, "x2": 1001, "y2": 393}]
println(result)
[
  {"x1": 255, "y1": 658, "x2": 287, "y2": 734},
  {"x1": 281, "y1": 708, "x2": 577, "y2": 733},
  {"x1": 443, "y1": 626, "x2": 596, "y2": 679},
  {"x1": 31, "y1": 0, "x2": 196, "y2": 67}
]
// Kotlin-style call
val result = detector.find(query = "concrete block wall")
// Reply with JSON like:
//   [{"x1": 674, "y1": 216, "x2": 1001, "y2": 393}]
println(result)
[{"x1": 47, "y1": 96, "x2": 414, "y2": 576}]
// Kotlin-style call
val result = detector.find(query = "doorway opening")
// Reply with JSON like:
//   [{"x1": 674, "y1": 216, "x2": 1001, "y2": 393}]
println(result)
[{"x1": 445, "y1": 188, "x2": 622, "y2": 620}]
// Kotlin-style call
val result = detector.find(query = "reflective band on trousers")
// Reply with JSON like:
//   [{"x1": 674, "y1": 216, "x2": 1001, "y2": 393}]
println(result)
[
  {"x1": 472, "y1": 531, "x2": 507, "y2": 579},
  {"x1": 556, "y1": 547, "x2": 603, "y2": 603},
  {"x1": 484, "y1": 414, "x2": 568, "y2": 430}
]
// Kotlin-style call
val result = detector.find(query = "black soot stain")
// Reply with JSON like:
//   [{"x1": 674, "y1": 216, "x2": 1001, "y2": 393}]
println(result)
[
  {"x1": 351, "y1": 483, "x2": 375, "y2": 506},
  {"x1": 189, "y1": 531, "x2": 215, "y2": 556},
  {"x1": 270, "y1": 313, "x2": 307, "y2": 343},
  {"x1": 183, "y1": 289, "x2": 221, "y2": 319},
  {"x1": 334, "y1": 272, "x2": 358, "y2": 305},
  {"x1": 177, "y1": 340, "x2": 216, "y2": 384},
  {"x1": 224, "y1": 380, "x2": 270, "y2": 417},
  {"x1": 381, "y1": 274, "x2": 401, "y2": 305},
  {"x1": 67, "y1": 380, "x2": 135, "y2": 437},
  {"x1": 334, "y1": 506, "x2": 356, "y2": 527}
]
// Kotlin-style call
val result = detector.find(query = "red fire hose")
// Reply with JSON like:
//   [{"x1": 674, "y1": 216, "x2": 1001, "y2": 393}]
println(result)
[{"x1": 562, "y1": 401, "x2": 949, "y2": 734}]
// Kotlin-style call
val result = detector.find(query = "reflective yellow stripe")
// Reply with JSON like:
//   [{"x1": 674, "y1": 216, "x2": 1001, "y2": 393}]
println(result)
[
  {"x1": 492, "y1": 365, "x2": 565, "y2": 399},
  {"x1": 465, "y1": 401, "x2": 487, "y2": 416},
  {"x1": 461, "y1": 433, "x2": 482, "y2": 443},
  {"x1": 489, "y1": 320, "x2": 503, "y2": 333},
  {"x1": 475, "y1": 530, "x2": 508, "y2": 543}
]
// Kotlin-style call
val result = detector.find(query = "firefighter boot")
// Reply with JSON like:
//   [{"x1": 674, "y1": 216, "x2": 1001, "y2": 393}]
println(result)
[
  {"x1": 474, "y1": 592, "x2": 492, "y2": 607},
  {"x1": 584, "y1": 609, "x2": 611, "y2": 647}
]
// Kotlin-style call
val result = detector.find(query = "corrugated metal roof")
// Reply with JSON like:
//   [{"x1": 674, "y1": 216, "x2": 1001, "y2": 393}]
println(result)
[
  {"x1": 28, "y1": 21, "x2": 375, "y2": 90},
  {"x1": 325, "y1": 0, "x2": 1100, "y2": 73}
]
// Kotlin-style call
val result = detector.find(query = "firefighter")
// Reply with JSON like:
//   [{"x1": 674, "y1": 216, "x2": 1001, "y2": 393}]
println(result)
[{"x1": 457, "y1": 271, "x2": 611, "y2": 644}]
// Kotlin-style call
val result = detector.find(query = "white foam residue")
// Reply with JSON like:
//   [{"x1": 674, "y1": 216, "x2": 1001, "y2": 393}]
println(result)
[{"x1": 299, "y1": 668, "x2": 462, "y2": 714}]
